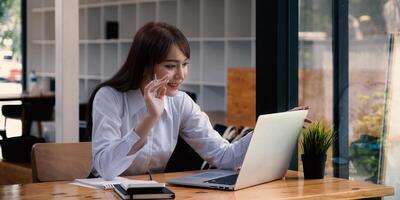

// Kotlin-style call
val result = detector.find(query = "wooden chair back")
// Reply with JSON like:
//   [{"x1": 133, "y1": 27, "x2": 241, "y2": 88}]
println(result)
[{"x1": 31, "y1": 142, "x2": 92, "y2": 182}]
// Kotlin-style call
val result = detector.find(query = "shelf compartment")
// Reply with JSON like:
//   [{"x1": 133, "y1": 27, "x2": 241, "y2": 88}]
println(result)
[
  {"x1": 79, "y1": 79, "x2": 86, "y2": 103},
  {"x1": 119, "y1": 43, "x2": 131, "y2": 67},
  {"x1": 227, "y1": 41, "x2": 252, "y2": 67},
  {"x1": 202, "y1": 41, "x2": 225, "y2": 84},
  {"x1": 44, "y1": 11, "x2": 55, "y2": 40},
  {"x1": 43, "y1": 0, "x2": 54, "y2": 7},
  {"x1": 138, "y1": 2, "x2": 156, "y2": 27},
  {"x1": 179, "y1": 0, "x2": 200, "y2": 37},
  {"x1": 87, "y1": 7, "x2": 101, "y2": 39},
  {"x1": 30, "y1": 0, "x2": 44, "y2": 9},
  {"x1": 30, "y1": 13, "x2": 43, "y2": 40},
  {"x1": 87, "y1": 79, "x2": 101, "y2": 100},
  {"x1": 226, "y1": 0, "x2": 252, "y2": 37},
  {"x1": 81, "y1": 0, "x2": 102, "y2": 5},
  {"x1": 30, "y1": 45, "x2": 43, "y2": 73},
  {"x1": 80, "y1": 9, "x2": 86, "y2": 40},
  {"x1": 202, "y1": 85, "x2": 225, "y2": 111},
  {"x1": 202, "y1": 0, "x2": 224, "y2": 37},
  {"x1": 80, "y1": 44, "x2": 86, "y2": 76},
  {"x1": 120, "y1": 4, "x2": 137, "y2": 39},
  {"x1": 103, "y1": 44, "x2": 119, "y2": 77},
  {"x1": 103, "y1": 5, "x2": 118, "y2": 39},
  {"x1": 185, "y1": 41, "x2": 200, "y2": 82},
  {"x1": 87, "y1": 44, "x2": 101, "y2": 76},
  {"x1": 43, "y1": 45, "x2": 55, "y2": 74},
  {"x1": 158, "y1": 1, "x2": 177, "y2": 26}
]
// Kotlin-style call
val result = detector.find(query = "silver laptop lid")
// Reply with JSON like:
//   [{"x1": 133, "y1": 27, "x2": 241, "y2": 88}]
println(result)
[{"x1": 234, "y1": 110, "x2": 308, "y2": 190}]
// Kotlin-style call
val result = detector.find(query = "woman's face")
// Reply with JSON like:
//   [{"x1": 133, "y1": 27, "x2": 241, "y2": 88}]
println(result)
[{"x1": 153, "y1": 45, "x2": 188, "y2": 96}]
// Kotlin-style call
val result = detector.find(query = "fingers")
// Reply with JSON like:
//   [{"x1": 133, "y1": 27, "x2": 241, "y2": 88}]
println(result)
[
  {"x1": 145, "y1": 75, "x2": 169, "y2": 94},
  {"x1": 292, "y1": 105, "x2": 309, "y2": 111},
  {"x1": 157, "y1": 86, "x2": 167, "y2": 98}
]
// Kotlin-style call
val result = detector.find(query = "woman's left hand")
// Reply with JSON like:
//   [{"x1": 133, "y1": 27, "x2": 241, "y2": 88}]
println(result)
[{"x1": 289, "y1": 105, "x2": 312, "y2": 124}]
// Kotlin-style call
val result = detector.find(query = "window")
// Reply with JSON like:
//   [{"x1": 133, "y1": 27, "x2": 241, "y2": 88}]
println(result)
[
  {"x1": 298, "y1": 0, "x2": 333, "y2": 174},
  {"x1": 0, "y1": 0, "x2": 22, "y2": 137}
]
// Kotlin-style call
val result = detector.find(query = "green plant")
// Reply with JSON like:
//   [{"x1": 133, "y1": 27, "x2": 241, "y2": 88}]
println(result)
[{"x1": 301, "y1": 121, "x2": 335, "y2": 156}]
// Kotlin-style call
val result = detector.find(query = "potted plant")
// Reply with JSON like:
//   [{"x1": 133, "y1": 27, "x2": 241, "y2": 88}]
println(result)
[{"x1": 300, "y1": 121, "x2": 335, "y2": 179}]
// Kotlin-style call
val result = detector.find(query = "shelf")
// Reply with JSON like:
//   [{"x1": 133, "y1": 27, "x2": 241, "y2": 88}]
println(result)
[
  {"x1": 87, "y1": 44, "x2": 101, "y2": 76},
  {"x1": 120, "y1": 4, "x2": 137, "y2": 39},
  {"x1": 43, "y1": 45, "x2": 55, "y2": 74},
  {"x1": 36, "y1": 72, "x2": 55, "y2": 77},
  {"x1": 227, "y1": 41, "x2": 252, "y2": 67},
  {"x1": 87, "y1": 79, "x2": 102, "y2": 100},
  {"x1": 80, "y1": 9, "x2": 86, "y2": 40},
  {"x1": 43, "y1": 0, "x2": 54, "y2": 7},
  {"x1": 202, "y1": 86, "x2": 225, "y2": 111},
  {"x1": 30, "y1": 45, "x2": 42, "y2": 72},
  {"x1": 138, "y1": 2, "x2": 156, "y2": 27},
  {"x1": 79, "y1": 79, "x2": 86, "y2": 102},
  {"x1": 158, "y1": 0, "x2": 177, "y2": 26},
  {"x1": 80, "y1": 44, "x2": 86, "y2": 76},
  {"x1": 179, "y1": 0, "x2": 200, "y2": 38},
  {"x1": 103, "y1": 43, "x2": 119, "y2": 77},
  {"x1": 119, "y1": 43, "x2": 131, "y2": 67},
  {"x1": 203, "y1": 41, "x2": 225, "y2": 84},
  {"x1": 27, "y1": 0, "x2": 255, "y2": 112},
  {"x1": 80, "y1": 75, "x2": 102, "y2": 80},
  {"x1": 203, "y1": 0, "x2": 225, "y2": 37},
  {"x1": 226, "y1": 0, "x2": 252, "y2": 37},
  {"x1": 87, "y1": 7, "x2": 101, "y2": 40},
  {"x1": 44, "y1": 11, "x2": 55, "y2": 40},
  {"x1": 186, "y1": 41, "x2": 200, "y2": 82},
  {"x1": 103, "y1": 6, "x2": 118, "y2": 39}
]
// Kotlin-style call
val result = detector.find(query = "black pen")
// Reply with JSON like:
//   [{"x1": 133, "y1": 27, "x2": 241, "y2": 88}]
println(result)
[{"x1": 147, "y1": 169, "x2": 153, "y2": 181}]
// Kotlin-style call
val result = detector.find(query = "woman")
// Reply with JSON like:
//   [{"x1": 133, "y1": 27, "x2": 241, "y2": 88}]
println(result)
[
  {"x1": 87, "y1": 22, "x2": 252, "y2": 180},
  {"x1": 88, "y1": 22, "x2": 306, "y2": 180}
]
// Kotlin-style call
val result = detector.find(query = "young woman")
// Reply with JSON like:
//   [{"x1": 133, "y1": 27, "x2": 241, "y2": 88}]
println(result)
[{"x1": 88, "y1": 22, "x2": 307, "y2": 180}]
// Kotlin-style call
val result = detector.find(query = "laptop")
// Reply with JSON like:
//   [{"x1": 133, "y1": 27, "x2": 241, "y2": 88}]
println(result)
[{"x1": 168, "y1": 110, "x2": 308, "y2": 191}]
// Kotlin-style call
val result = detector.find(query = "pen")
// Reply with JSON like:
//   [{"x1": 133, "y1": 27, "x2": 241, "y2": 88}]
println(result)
[{"x1": 147, "y1": 169, "x2": 153, "y2": 181}]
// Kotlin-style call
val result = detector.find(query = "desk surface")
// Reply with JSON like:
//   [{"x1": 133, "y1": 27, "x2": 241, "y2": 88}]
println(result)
[
  {"x1": 0, "y1": 92, "x2": 54, "y2": 101},
  {"x1": 0, "y1": 170, "x2": 394, "y2": 199}
]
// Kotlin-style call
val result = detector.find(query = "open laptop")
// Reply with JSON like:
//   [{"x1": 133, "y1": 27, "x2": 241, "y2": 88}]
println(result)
[{"x1": 168, "y1": 110, "x2": 308, "y2": 191}]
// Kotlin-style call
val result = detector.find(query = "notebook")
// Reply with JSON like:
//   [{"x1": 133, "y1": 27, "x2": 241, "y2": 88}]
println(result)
[
  {"x1": 113, "y1": 184, "x2": 175, "y2": 200},
  {"x1": 74, "y1": 177, "x2": 164, "y2": 190}
]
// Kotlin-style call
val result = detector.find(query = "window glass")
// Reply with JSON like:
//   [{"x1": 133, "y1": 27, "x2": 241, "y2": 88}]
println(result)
[
  {"x1": 298, "y1": 0, "x2": 333, "y2": 174},
  {"x1": 349, "y1": 0, "x2": 399, "y2": 198},
  {"x1": 0, "y1": 0, "x2": 22, "y2": 144}
]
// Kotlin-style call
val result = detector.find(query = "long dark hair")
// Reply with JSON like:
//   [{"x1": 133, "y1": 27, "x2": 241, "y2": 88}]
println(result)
[{"x1": 85, "y1": 22, "x2": 190, "y2": 140}]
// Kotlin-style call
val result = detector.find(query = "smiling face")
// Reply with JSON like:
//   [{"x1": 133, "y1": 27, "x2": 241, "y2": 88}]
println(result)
[{"x1": 152, "y1": 45, "x2": 189, "y2": 96}]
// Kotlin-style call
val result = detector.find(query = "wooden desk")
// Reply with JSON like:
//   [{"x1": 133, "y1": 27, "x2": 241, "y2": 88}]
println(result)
[{"x1": 0, "y1": 171, "x2": 394, "y2": 199}]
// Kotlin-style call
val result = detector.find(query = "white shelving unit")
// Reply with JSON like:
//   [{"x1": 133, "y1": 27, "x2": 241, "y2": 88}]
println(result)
[{"x1": 27, "y1": 0, "x2": 255, "y2": 111}]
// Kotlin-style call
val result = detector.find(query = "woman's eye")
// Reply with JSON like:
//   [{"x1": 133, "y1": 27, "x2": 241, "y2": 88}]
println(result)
[
  {"x1": 165, "y1": 64, "x2": 176, "y2": 68},
  {"x1": 183, "y1": 63, "x2": 189, "y2": 67}
]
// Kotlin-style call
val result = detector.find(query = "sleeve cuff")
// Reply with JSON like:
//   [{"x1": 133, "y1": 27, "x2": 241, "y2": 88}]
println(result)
[{"x1": 123, "y1": 129, "x2": 141, "y2": 146}]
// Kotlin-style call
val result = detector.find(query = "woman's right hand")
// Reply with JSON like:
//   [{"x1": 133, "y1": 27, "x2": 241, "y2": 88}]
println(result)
[{"x1": 143, "y1": 74, "x2": 169, "y2": 120}]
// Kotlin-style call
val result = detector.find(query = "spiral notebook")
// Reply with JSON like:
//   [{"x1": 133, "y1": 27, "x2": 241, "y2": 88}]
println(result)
[{"x1": 74, "y1": 177, "x2": 165, "y2": 190}]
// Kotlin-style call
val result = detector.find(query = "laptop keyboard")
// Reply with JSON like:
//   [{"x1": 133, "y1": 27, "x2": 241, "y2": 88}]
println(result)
[{"x1": 204, "y1": 174, "x2": 239, "y2": 185}]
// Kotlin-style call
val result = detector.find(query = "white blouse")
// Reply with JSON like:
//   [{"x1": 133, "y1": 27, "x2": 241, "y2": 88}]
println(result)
[{"x1": 91, "y1": 86, "x2": 252, "y2": 180}]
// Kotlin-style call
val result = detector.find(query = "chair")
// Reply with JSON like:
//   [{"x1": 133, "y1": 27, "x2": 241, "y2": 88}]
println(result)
[
  {"x1": 1, "y1": 97, "x2": 55, "y2": 137},
  {"x1": 31, "y1": 142, "x2": 92, "y2": 182}
]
